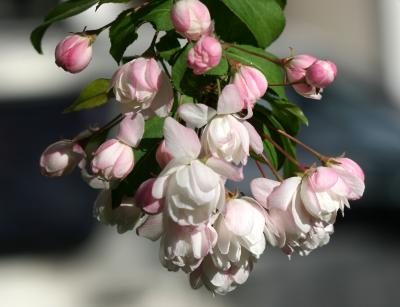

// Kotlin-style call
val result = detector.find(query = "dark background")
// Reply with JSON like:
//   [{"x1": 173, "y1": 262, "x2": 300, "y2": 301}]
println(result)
[{"x1": 0, "y1": 1, "x2": 399, "y2": 306}]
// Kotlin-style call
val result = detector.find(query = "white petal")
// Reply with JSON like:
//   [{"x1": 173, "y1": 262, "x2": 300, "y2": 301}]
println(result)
[
  {"x1": 242, "y1": 121, "x2": 263, "y2": 154},
  {"x1": 206, "y1": 157, "x2": 244, "y2": 182},
  {"x1": 178, "y1": 103, "x2": 217, "y2": 128},
  {"x1": 136, "y1": 213, "x2": 163, "y2": 241},
  {"x1": 268, "y1": 177, "x2": 301, "y2": 211}
]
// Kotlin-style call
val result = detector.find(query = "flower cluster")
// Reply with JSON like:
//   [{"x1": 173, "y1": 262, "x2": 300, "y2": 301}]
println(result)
[{"x1": 38, "y1": 0, "x2": 363, "y2": 296}]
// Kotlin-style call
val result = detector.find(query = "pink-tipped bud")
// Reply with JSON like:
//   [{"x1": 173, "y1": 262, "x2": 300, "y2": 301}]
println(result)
[
  {"x1": 135, "y1": 178, "x2": 165, "y2": 214},
  {"x1": 40, "y1": 140, "x2": 85, "y2": 177},
  {"x1": 171, "y1": 0, "x2": 212, "y2": 41},
  {"x1": 233, "y1": 65, "x2": 268, "y2": 109},
  {"x1": 305, "y1": 60, "x2": 337, "y2": 88},
  {"x1": 187, "y1": 36, "x2": 222, "y2": 75},
  {"x1": 156, "y1": 140, "x2": 174, "y2": 169},
  {"x1": 55, "y1": 34, "x2": 93, "y2": 73},
  {"x1": 91, "y1": 139, "x2": 134, "y2": 181}
]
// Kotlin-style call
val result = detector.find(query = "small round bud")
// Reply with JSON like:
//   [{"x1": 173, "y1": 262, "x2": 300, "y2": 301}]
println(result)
[
  {"x1": 55, "y1": 34, "x2": 93, "y2": 73},
  {"x1": 187, "y1": 36, "x2": 222, "y2": 75},
  {"x1": 284, "y1": 54, "x2": 317, "y2": 83},
  {"x1": 171, "y1": 0, "x2": 212, "y2": 41},
  {"x1": 40, "y1": 140, "x2": 85, "y2": 177},
  {"x1": 305, "y1": 60, "x2": 337, "y2": 88},
  {"x1": 135, "y1": 178, "x2": 165, "y2": 214}
]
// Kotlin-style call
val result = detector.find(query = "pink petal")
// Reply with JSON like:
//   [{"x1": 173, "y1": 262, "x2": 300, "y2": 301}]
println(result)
[
  {"x1": 217, "y1": 84, "x2": 244, "y2": 115},
  {"x1": 308, "y1": 167, "x2": 339, "y2": 192},
  {"x1": 164, "y1": 117, "x2": 201, "y2": 159},
  {"x1": 117, "y1": 113, "x2": 145, "y2": 147},
  {"x1": 250, "y1": 178, "x2": 280, "y2": 208}
]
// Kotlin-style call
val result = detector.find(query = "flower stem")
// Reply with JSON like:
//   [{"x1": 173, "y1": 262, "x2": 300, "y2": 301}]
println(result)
[
  {"x1": 260, "y1": 154, "x2": 283, "y2": 182},
  {"x1": 263, "y1": 133, "x2": 306, "y2": 172},
  {"x1": 255, "y1": 160, "x2": 267, "y2": 178},
  {"x1": 276, "y1": 129, "x2": 328, "y2": 162}
]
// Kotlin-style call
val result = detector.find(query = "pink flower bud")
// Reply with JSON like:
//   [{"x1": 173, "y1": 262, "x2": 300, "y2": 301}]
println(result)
[
  {"x1": 233, "y1": 66, "x2": 268, "y2": 109},
  {"x1": 305, "y1": 60, "x2": 337, "y2": 88},
  {"x1": 91, "y1": 139, "x2": 134, "y2": 180},
  {"x1": 187, "y1": 36, "x2": 222, "y2": 75},
  {"x1": 40, "y1": 140, "x2": 85, "y2": 177},
  {"x1": 135, "y1": 178, "x2": 165, "y2": 214},
  {"x1": 156, "y1": 140, "x2": 174, "y2": 168},
  {"x1": 171, "y1": 0, "x2": 212, "y2": 41},
  {"x1": 284, "y1": 54, "x2": 317, "y2": 83},
  {"x1": 55, "y1": 35, "x2": 93, "y2": 73}
]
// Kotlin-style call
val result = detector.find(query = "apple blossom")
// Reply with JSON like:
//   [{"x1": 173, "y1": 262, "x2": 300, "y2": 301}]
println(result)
[
  {"x1": 111, "y1": 57, "x2": 173, "y2": 118},
  {"x1": 171, "y1": 0, "x2": 212, "y2": 41},
  {"x1": 233, "y1": 65, "x2": 268, "y2": 109},
  {"x1": 94, "y1": 190, "x2": 142, "y2": 234},
  {"x1": 160, "y1": 218, "x2": 218, "y2": 272},
  {"x1": 190, "y1": 249, "x2": 255, "y2": 295},
  {"x1": 212, "y1": 197, "x2": 266, "y2": 270},
  {"x1": 188, "y1": 35, "x2": 222, "y2": 75},
  {"x1": 40, "y1": 140, "x2": 85, "y2": 177},
  {"x1": 55, "y1": 34, "x2": 93, "y2": 73}
]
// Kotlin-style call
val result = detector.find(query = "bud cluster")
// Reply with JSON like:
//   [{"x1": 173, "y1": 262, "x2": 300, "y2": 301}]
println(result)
[{"x1": 38, "y1": 0, "x2": 363, "y2": 296}]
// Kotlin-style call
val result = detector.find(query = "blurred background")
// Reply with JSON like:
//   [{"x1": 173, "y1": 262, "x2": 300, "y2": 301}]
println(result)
[{"x1": 1, "y1": 0, "x2": 399, "y2": 306}]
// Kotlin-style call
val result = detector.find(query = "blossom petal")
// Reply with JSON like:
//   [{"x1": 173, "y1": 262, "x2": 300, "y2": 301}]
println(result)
[
  {"x1": 178, "y1": 103, "x2": 217, "y2": 128},
  {"x1": 136, "y1": 213, "x2": 163, "y2": 241},
  {"x1": 250, "y1": 178, "x2": 280, "y2": 208},
  {"x1": 117, "y1": 113, "x2": 145, "y2": 147},
  {"x1": 242, "y1": 121, "x2": 263, "y2": 154},
  {"x1": 206, "y1": 157, "x2": 244, "y2": 182},
  {"x1": 217, "y1": 84, "x2": 244, "y2": 115},
  {"x1": 268, "y1": 177, "x2": 301, "y2": 211},
  {"x1": 164, "y1": 117, "x2": 201, "y2": 159}
]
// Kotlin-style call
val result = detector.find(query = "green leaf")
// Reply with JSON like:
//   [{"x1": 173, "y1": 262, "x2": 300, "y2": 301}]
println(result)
[
  {"x1": 202, "y1": 0, "x2": 258, "y2": 46},
  {"x1": 172, "y1": 44, "x2": 192, "y2": 92},
  {"x1": 139, "y1": 0, "x2": 174, "y2": 31},
  {"x1": 274, "y1": 0, "x2": 287, "y2": 9},
  {"x1": 96, "y1": 0, "x2": 131, "y2": 10},
  {"x1": 156, "y1": 31, "x2": 181, "y2": 63},
  {"x1": 31, "y1": 0, "x2": 99, "y2": 53},
  {"x1": 109, "y1": 10, "x2": 139, "y2": 63},
  {"x1": 111, "y1": 116, "x2": 165, "y2": 208},
  {"x1": 219, "y1": 0, "x2": 285, "y2": 48},
  {"x1": 205, "y1": 57, "x2": 229, "y2": 76},
  {"x1": 64, "y1": 79, "x2": 111, "y2": 113},
  {"x1": 108, "y1": 0, "x2": 173, "y2": 63},
  {"x1": 224, "y1": 45, "x2": 286, "y2": 97}
]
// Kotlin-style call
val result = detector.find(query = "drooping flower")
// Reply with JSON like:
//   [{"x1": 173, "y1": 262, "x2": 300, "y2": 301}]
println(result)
[
  {"x1": 94, "y1": 190, "x2": 142, "y2": 234},
  {"x1": 111, "y1": 58, "x2": 173, "y2": 118},
  {"x1": 40, "y1": 140, "x2": 85, "y2": 177}
]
